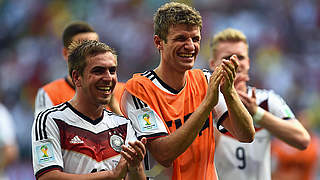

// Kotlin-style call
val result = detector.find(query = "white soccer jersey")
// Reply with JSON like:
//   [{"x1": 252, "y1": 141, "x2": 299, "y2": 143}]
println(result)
[
  {"x1": 121, "y1": 69, "x2": 228, "y2": 179},
  {"x1": 214, "y1": 86, "x2": 296, "y2": 180},
  {"x1": 31, "y1": 102, "x2": 137, "y2": 179}
]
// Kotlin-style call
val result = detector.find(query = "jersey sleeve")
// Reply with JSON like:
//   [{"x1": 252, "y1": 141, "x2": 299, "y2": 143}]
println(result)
[
  {"x1": 121, "y1": 90, "x2": 168, "y2": 140},
  {"x1": 32, "y1": 110, "x2": 64, "y2": 178},
  {"x1": 124, "y1": 118, "x2": 138, "y2": 145},
  {"x1": 0, "y1": 104, "x2": 16, "y2": 147},
  {"x1": 34, "y1": 88, "x2": 53, "y2": 118},
  {"x1": 267, "y1": 91, "x2": 295, "y2": 119}
]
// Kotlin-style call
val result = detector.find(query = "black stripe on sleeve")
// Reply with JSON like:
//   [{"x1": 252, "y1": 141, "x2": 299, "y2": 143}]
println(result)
[
  {"x1": 35, "y1": 165, "x2": 63, "y2": 180},
  {"x1": 137, "y1": 132, "x2": 168, "y2": 140}
]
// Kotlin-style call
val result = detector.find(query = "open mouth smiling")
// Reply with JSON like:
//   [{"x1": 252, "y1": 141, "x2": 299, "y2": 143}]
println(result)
[
  {"x1": 97, "y1": 86, "x2": 112, "y2": 93},
  {"x1": 178, "y1": 53, "x2": 194, "y2": 58}
]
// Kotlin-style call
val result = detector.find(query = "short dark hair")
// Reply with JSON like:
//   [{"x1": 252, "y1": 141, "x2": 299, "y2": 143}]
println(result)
[
  {"x1": 153, "y1": 2, "x2": 202, "y2": 42},
  {"x1": 68, "y1": 40, "x2": 117, "y2": 78},
  {"x1": 62, "y1": 21, "x2": 96, "y2": 48}
]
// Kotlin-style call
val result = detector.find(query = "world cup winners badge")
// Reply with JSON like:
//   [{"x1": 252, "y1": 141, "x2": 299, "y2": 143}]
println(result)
[
  {"x1": 36, "y1": 143, "x2": 55, "y2": 164},
  {"x1": 110, "y1": 134, "x2": 124, "y2": 152},
  {"x1": 137, "y1": 111, "x2": 158, "y2": 132}
]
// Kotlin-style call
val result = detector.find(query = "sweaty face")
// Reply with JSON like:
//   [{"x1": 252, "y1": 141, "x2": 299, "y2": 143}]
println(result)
[
  {"x1": 79, "y1": 52, "x2": 117, "y2": 106},
  {"x1": 161, "y1": 24, "x2": 201, "y2": 72},
  {"x1": 211, "y1": 41, "x2": 250, "y2": 91}
]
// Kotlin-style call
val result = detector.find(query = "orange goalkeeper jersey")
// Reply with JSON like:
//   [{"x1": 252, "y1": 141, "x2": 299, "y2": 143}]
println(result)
[{"x1": 124, "y1": 69, "x2": 217, "y2": 180}]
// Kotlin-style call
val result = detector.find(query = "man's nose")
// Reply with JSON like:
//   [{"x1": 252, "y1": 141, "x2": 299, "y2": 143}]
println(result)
[
  {"x1": 184, "y1": 38, "x2": 195, "y2": 50},
  {"x1": 102, "y1": 71, "x2": 112, "y2": 80}
]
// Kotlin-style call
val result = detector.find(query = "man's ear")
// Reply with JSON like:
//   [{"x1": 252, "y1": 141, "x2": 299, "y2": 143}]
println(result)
[
  {"x1": 62, "y1": 47, "x2": 69, "y2": 62},
  {"x1": 154, "y1": 35, "x2": 163, "y2": 50},
  {"x1": 72, "y1": 70, "x2": 81, "y2": 87}
]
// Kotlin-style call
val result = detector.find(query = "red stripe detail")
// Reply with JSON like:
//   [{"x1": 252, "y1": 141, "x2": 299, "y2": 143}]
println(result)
[
  {"x1": 54, "y1": 119, "x2": 127, "y2": 162},
  {"x1": 146, "y1": 135, "x2": 167, "y2": 140},
  {"x1": 36, "y1": 167, "x2": 62, "y2": 179}
]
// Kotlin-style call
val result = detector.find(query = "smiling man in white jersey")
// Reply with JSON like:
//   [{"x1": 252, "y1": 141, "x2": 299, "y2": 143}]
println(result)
[
  {"x1": 210, "y1": 28, "x2": 310, "y2": 180},
  {"x1": 32, "y1": 40, "x2": 146, "y2": 180}
]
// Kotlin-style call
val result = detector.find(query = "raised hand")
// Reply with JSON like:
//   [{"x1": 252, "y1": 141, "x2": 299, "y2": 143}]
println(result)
[
  {"x1": 120, "y1": 137, "x2": 147, "y2": 172},
  {"x1": 207, "y1": 65, "x2": 224, "y2": 107},
  {"x1": 238, "y1": 87, "x2": 258, "y2": 115},
  {"x1": 220, "y1": 55, "x2": 239, "y2": 95}
]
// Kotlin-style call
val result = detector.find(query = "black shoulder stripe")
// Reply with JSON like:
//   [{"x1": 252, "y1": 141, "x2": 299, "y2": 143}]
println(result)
[
  {"x1": 132, "y1": 95, "x2": 148, "y2": 109},
  {"x1": 43, "y1": 104, "x2": 68, "y2": 140},
  {"x1": 35, "y1": 103, "x2": 67, "y2": 141},
  {"x1": 137, "y1": 98, "x2": 147, "y2": 109},
  {"x1": 35, "y1": 104, "x2": 64, "y2": 141},
  {"x1": 142, "y1": 71, "x2": 152, "y2": 77},
  {"x1": 132, "y1": 96, "x2": 140, "y2": 109}
]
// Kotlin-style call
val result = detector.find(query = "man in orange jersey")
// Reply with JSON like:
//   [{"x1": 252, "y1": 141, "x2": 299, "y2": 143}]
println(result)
[
  {"x1": 120, "y1": 2, "x2": 255, "y2": 179},
  {"x1": 272, "y1": 109, "x2": 319, "y2": 180},
  {"x1": 34, "y1": 21, "x2": 124, "y2": 117}
]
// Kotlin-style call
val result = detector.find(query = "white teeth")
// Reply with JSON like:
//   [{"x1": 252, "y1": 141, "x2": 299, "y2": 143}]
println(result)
[
  {"x1": 97, "y1": 87, "x2": 111, "y2": 91},
  {"x1": 179, "y1": 53, "x2": 193, "y2": 58}
]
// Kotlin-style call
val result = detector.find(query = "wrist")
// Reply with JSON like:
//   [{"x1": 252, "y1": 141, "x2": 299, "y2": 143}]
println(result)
[
  {"x1": 252, "y1": 107, "x2": 265, "y2": 124},
  {"x1": 222, "y1": 88, "x2": 237, "y2": 100}
]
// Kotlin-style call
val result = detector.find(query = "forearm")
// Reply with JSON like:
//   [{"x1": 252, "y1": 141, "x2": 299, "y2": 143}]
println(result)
[
  {"x1": 148, "y1": 98, "x2": 214, "y2": 167},
  {"x1": 223, "y1": 89, "x2": 254, "y2": 142},
  {"x1": 38, "y1": 169, "x2": 126, "y2": 180},
  {"x1": 126, "y1": 163, "x2": 146, "y2": 180},
  {"x1": 258, "y1": 113, "x2": 310, "y2": 150}
]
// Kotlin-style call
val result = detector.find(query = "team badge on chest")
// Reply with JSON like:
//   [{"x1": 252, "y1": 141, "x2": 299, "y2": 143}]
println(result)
[{"x1": 110, "y1": 133, "x2": 124, "y2": 152}]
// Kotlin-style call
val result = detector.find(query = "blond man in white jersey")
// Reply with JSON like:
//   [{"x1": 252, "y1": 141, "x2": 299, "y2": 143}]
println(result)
[
  {"x1": 210, "y1": 28, "x2": 310, "y2": 180},
  {"x1": 32, "y1": 40, "x2": 146, "y2": 180}
]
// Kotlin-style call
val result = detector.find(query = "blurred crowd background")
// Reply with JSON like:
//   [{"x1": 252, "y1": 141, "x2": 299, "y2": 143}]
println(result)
[{"x1": 0, "y1": 0, "x2": 319, "y2": 179}]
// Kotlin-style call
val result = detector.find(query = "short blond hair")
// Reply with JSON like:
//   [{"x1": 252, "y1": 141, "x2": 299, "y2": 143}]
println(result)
[
  {"x1": 154, "y1": 2, "x2": 202, "y2": 42},
  {"x1": 211, "y1": 28, "x2": 248, "y2": 58}
]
